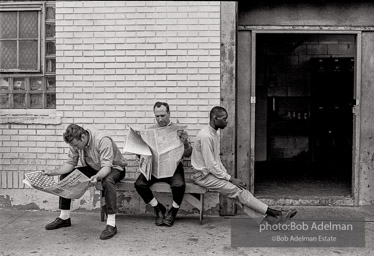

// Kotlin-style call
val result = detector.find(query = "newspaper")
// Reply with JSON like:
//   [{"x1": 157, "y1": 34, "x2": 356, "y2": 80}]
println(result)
[
  {"x1": 124, "y1": 125, "x2": 186, "y2": 180},
  {"x1": 23, "y1": 169, "x2": 91, "y2": 199}
]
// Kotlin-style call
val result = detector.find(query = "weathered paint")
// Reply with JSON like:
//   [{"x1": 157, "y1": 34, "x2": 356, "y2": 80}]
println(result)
[
  {"x1": 359, "y1": 32, "x2": 374, "y2": 205},
  {"x1": 237, "y1": 30, "x2": 253, "y2": 192},
  {"x1": 239, "y1": 1, "x2": 374, "y2": 27},
  {"x1": 237, "y1": 1, "x2": 374, "y2": 206},
  {"x1": 220, "y1": 1, "x2": 237, "y2": 216}
]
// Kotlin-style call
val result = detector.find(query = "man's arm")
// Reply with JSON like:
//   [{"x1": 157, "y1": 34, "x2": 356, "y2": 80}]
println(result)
[
  {"x1": 42, "y1": 162, "x2": 75, "y2": 176},
  {"x1": 178, "y1": 130, "x2": 192, "y2": 157},
  {"x1": 89, "y1": 137, "x2": 115, "y2": 184},
  {"x1": 199, "y1": 136, "x2": 231, "y2": 181},
  {"x1": 89, "y1": 166, "x2": 111, "y2": 184}
]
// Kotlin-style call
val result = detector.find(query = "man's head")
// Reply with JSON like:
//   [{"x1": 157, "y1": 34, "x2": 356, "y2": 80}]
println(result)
[
  {"x1": 63, "y1": 124, "x2": 89, "y2": 150},
  {"x1": 209, "y1": 106, "x2": 228, "y2": 130},
  {"x1": 153, "y1": 101, "x2": 170, "y2": 127}
]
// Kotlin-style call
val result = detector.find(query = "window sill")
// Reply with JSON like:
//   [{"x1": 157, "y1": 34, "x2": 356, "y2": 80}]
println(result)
[{"x1": 0, "y1": 109, "x2": 61, "y2": 125}]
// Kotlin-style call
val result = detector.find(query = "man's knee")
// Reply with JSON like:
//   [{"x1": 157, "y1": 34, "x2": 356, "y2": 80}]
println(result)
[
  {"x1": 134, "y1": 176, "x2": 149, "y2": 190},
  {"x1": 102, "y1": 176, "x2": 116, "y2": 188},
  {"x1": 238, "y1": 189, "x2": 255, "y2": 202}
]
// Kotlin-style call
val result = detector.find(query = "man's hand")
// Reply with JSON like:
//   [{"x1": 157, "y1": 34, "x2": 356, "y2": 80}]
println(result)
[
  {"x1": 41, "y1": 169, "x2": 54, "y2": 176},
  {"x1": 89, "y1": 175, "x2": 98, "y2": 186},
  {"x1": 230, "y1": 178, "x2": 247, "y2": 190},
  {"x1": 177, "y1": 130, "x2": 189, "y2": 144}
]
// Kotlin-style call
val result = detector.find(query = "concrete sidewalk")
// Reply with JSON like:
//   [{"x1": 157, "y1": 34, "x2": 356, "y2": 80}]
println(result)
[{"x1": 1, "y1": 206, "x2": 374, "y2": 256}]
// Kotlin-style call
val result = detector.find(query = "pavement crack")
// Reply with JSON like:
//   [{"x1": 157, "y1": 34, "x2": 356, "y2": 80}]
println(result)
[{"x1": 0, "y1": 211, "x2": 28, "y2": 231}]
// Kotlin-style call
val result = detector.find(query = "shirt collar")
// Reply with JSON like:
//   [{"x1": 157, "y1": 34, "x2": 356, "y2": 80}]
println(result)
[
  {"x1": 85, "y1": 129, "x2": 92, "y2": 149},
  {"x1": 208, "y1": 124, "x2": 217, "y2": 133}
]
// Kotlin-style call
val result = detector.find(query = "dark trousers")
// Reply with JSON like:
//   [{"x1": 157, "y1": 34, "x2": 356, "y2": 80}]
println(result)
[
  {"x1": 59, "y1": 166, "x2": 126, "y2": 214},
  {"x1": 134, "y1": 162, "x2": 186, "y2": 206}
]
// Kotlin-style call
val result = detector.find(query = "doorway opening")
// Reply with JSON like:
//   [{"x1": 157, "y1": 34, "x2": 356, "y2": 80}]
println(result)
[{"x1": 254, "y1": 34, "x2": 355, "y2": 198}]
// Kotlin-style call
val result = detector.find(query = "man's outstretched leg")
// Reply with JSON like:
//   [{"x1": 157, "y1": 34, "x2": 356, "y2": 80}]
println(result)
[{"x1": 238, "y1": 189, "x2": 297, "y2": 224}]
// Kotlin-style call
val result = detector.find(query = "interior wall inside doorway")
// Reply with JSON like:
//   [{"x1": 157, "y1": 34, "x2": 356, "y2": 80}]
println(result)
[{"x1": 254, "y1": 34, "x2": 355, "y2": 198}]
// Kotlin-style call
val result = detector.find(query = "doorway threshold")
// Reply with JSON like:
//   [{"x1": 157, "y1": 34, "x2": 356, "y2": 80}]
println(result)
[{"x1": 257, "y1": 196, "x2": 355, "y2": 206}]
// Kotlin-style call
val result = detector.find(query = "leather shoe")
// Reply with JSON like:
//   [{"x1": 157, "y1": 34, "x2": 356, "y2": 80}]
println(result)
[
  {"x1": 100, "y1": 225, "x2": 117, "y2": 240},
  {"x1": 45, "y1": 218, "x2": 71, "y2": 230},
  {"x1": 163, "y1": 207, "x2": 179, "y2": 227},
  {"x1": 261, "y1": 209, "x2": 297, "y2": 226},
  {"x1": 154, "y1": 203, "x2": 166, "y2": 226},
  {"x1": 274, "y1": 209, "x2": 297, "y2": 224}
]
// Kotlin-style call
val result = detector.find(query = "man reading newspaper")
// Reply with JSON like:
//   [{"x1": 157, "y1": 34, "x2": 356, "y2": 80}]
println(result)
[
  {"x1": 41, "y1": 124, "x2": 127, "y2": 240},
  {"x1": 135, "y1": 102, "x2": 192, "y2": 227}
]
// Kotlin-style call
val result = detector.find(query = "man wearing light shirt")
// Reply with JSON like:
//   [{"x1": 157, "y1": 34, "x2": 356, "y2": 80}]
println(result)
[
  {"x1": 42, "y1": 123, "x2": 127, "y2": 240},
  {"x1": 135, "y1": 102, "x2": 192, "y2": 227},
  {"x1": 191, "y1": 106, "x2": 297, "y2": 224}
]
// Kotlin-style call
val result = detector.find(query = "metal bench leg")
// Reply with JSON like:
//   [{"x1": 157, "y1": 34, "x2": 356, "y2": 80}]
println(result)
[{"x1": 199, "y1": 194, "x2": 204, "y2": 225}]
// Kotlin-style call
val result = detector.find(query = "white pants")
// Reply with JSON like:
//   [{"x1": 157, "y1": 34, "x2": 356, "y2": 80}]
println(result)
[{"x1": 192, "y1": 173, "x2": 268, "y2": 220}]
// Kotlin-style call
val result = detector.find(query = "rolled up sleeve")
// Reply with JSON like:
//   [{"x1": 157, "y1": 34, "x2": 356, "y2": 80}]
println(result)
[
  {"x1": 98, "y1": 137, "x2": 114, "y2": 168},
  {"x1": 65, "y1": 146, "x2": 79, "y2": 166}
]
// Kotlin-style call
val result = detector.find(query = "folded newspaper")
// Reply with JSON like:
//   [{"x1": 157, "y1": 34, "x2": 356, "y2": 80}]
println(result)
[
  {"x1": 124, "y1": 125, "x2": 186, "y2": 180},
  {"x1": 23, "y1": 169, "x2": 90, "y2": 199}
]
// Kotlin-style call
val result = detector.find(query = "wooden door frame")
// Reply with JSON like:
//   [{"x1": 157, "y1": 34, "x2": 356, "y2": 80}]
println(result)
[{"x1": 237, "y1": 28, "x2": 361, "y2": 205}]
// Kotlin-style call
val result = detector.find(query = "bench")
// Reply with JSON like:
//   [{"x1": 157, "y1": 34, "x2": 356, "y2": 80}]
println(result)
[{"x1": 95, "y1": 179, "x2": 208, "y2": 224}]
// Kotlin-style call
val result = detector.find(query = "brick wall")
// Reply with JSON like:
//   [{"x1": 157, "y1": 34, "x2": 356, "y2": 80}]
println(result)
[
  {"x1": 0, "y1": 1, "x2": 221, "y2": 210},
  {"x1": 56, "y1": 0, "x2": 220, "y2": 132}
]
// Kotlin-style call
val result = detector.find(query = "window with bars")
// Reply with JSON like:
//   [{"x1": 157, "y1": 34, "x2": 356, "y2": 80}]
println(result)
[
  {"x1": 0, "y1": 10, "x2": 40, "y2": 72},
  {"x1": 0, "y1": 2, "x2": 56, "y2": 109}
]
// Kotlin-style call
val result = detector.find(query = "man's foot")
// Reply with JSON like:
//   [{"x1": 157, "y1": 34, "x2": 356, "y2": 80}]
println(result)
[
  {"x1": 275, "y1": 209, "x2": 298, "y2": 224},
  {"x1": 163, "y1": 207, "x2": 179, "y2": 227},
  {"x1": 154, "y1": 203, "x2": 166, "y2": 226},
  {"x1": 100, "y1": 225, "x2": 117, "y2": 240},
  {"x1": 261, "y1": 215, "x2": 278, "y2": 225},
  {"x1": 261, "y1": 209, "x2": 297, "y2": 226},
  {"x1": 45, "y1": 218, "x2": 71, "y2": 230}
]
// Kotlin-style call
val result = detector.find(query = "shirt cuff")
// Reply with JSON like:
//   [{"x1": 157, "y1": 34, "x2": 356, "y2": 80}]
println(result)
[{"x1": 226, "y1": 174, "x2": 231, "y2": 181}]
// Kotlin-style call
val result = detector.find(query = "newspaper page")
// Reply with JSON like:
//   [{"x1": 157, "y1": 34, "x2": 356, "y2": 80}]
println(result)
[
  {"x1": 123, "y1": 127, "x2": 153, "y2": 180},
  {"x1": 23, "y1": 169, "x2": 90, "y2": 199},
  {"x1": 124, "y1": 125, "x2": 186, "y2": 179},
  {"x1": 140, "y1": 125, "x2": 186, "y2": 179}
]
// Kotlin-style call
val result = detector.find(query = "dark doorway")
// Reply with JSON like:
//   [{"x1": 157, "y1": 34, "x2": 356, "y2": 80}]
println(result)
[{"x1": 254, "y1": 34, "x2": 354, "y2": 198}]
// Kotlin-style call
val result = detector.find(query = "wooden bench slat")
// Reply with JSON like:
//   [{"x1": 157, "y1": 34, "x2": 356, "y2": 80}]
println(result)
[{"x1": 95, "y1": 180, "x2": 207, "y2": 224}]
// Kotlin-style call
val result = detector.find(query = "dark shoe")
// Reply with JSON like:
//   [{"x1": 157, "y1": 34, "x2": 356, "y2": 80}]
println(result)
[
  {"x1": 276, "y1": 209, "x2": 297, "y2": 224},
  {"x1": 154, "y1": 203, "x2": 166, "y2": 226},
  {"x1": 163, "y1": 207, "x2": 179, "y2": 227},
  {"x1": 261, "y1": 215, "x2": 279, "y2": 225},
  {"x1": 45, "y1": 218, "x2": 71, "y2": 230},
  {"x1": 100, "y1": 225, "x2": 117, "y2": 240}
]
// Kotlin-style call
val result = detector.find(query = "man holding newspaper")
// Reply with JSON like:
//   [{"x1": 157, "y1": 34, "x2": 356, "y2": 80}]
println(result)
[
  {"x1": 134, "y1": 102, "x2": 192, "y2": 227},
  {"x1": 41, "y1": 124, "x2": 127, "y2": 240}
]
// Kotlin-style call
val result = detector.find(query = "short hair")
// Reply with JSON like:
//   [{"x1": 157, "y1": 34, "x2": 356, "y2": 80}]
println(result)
[
  {"x1": 63, "y1": 124, "x2": 87, "y2": 143},
  {"x1": 209, "y1": 106, "x2": 227, "y2": 120},
  {"x1": 153, "y1": 101, "x2": 170, "y2": 113}
]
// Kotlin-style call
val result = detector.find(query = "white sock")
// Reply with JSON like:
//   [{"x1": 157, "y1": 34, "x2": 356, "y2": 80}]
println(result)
[
  {"x1": 107, "y1": 214, "x2": 116, "y2": 227},
  {"x1": 172, "y1": 201, "x2": 180, "y2": 209},
  {"x1": 149, "y1": 198, "x2": 158, "y2": 207},
  {"x1": 59, "y1": 210, "x2": 70, "y2": 220}
]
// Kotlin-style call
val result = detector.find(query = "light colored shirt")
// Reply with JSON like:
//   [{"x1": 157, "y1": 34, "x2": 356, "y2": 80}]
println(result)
[
  {"x1": 191, "y1": 125, "x2": 231, "y2": 181},
  {"x1": 65, "y1": 129, "x2": 127, "y2": 172}
]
